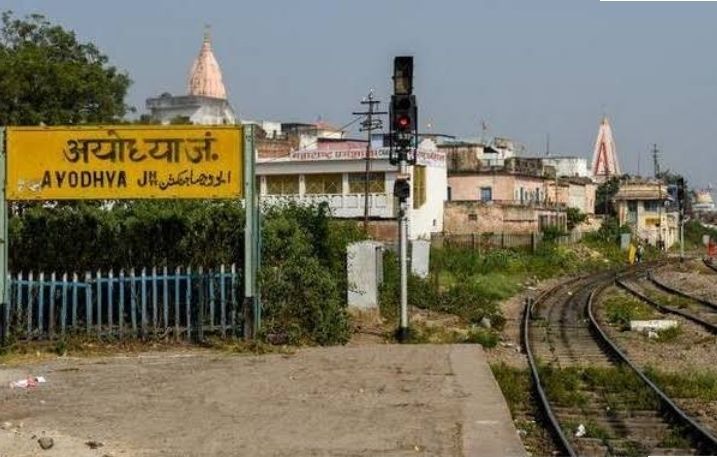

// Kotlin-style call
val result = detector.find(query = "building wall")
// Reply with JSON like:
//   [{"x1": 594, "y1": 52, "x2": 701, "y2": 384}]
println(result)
[
  {"x1": 542, "y1": 157, "x2": 590, "y2": 178},
  {"x1": 146, "y1": 94, "x2": 236, "y2": 125},
  {"x1": 447, "y1": 174, "x2": 548, "y2": 204},
  {"x1": 256, "y1": 142, "x2": 446, "y2": 240},
  {"x1": 543, "y1": 180, "x2": 596, "y2": 215},
  {"x1": 617, "y1": 200, "x2": 678, "y2": 248},
  {"x1": 443, "y1": 201, "x2": 566, "y2": 234},
  {"x1": 411, "y1": 162, "x2": 447, "y2": 239},
  {"x1": 440, "y1": 143, "x2": 485, "y2": 172}
]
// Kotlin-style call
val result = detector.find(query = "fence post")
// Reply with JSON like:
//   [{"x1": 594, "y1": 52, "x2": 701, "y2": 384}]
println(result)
[
  {"x1": 230, "y1": 264, "x2": 237, "y2": 337},
  {"x1": 141, "y1": 268, "x2": 147, "y2": 339},
  {"x1": 119, "y1": 269, "x2": 125, "y2": 339},
  {"x1": 197, "y1": 266, "x2": 204, "y2": 342},
  {"x1": 174, "y1": 266, "x2": 180, "y2": 340},
  {"x1": 16, "y1": 272, "x2": 23, "y2": 338},
  {"x1": 209, "y1": 267, "x2": 215, "y2": 332},
  {"x1": 96, "y1": 268, "x2": 102, "y2": 338},
  {"x1": 220, "y1": 264, "x2": 226, "y2": 338},
  {"x1": 163, "y1": 266, "x2": 168, "y2": 330},
  {"x1": 152, "y1": 266, "x2": 158, "y2": 334},
  {"x1": 49, "y1": 272, "x2": 56, "y2": 339},
  {"x1": 531, "y1": 232, "x2": 537, "y2": 253},
  {"x1": 108, "y1": 269, "x2": 113, "y2": 336},
  {"x1": 130, "y1": 268, "x2": 137, "y2": 336},
  {"x1": 61, "y1": 273, "x2": 68, "y2": 336},
  {"x1": 84, "y1": 272, "x2": 92, "y2": 334},
  {"x1": 27, "y1": 271, "x2": 33, "y2": 338},
  {"x1": 38, "y1": 272, "x2": 44, "y2": 336},
  {"x1": 186, "y1": 266, "x2": 192, "y2": 342},
  {"x1": 72, "y1": 273, "x2": 78, "y2": 329}
]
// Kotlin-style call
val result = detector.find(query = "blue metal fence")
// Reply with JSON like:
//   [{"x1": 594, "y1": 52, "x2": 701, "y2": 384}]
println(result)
[{"x1": 2, "y1": 264, "x2": 241, "y2": 342}]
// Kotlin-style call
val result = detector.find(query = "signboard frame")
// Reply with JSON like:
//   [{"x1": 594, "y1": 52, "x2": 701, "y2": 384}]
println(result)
[
  {"x1": 0, "y1": 124, "x2": 261, "y2": 341},
  {"x1": 5, "y1": 125, "x2": 244, "y2": 201}
]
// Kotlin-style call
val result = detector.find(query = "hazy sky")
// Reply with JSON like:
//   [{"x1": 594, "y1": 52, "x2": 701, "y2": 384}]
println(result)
[{"x1": 6, "y1": 0, "x2": 717, "y2": 190}]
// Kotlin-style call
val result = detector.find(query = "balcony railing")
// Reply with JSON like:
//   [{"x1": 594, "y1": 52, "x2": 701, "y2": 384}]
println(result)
[{"x1": 261, "y1": 193, "x2": 395, "y2": 218}]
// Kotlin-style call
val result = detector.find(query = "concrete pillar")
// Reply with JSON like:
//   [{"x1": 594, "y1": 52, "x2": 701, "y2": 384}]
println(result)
[
  {"x1": 347, "y1": 241, "x2": 384, "y2": 310},
  {"x1": 411, "y1": 240, "x2": 431, "y2": 279}
]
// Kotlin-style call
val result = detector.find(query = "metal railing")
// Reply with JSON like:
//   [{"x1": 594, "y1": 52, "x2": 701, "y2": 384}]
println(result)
[{"x1": 1, "y1": 264, "x2": 242, "y2": 344}]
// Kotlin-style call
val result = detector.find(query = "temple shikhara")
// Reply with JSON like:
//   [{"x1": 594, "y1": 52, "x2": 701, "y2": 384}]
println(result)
[
  {"x1": 591, "y1": 116, "x2": 621, "y2": 182},
  {"x1": 146, "y1": 30, "x2": 237, "y2": 125}
]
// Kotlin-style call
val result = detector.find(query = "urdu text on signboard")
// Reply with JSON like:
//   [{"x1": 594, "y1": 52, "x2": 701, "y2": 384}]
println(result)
[{"x1": 6, "y1": 126, "x2": 243, "y2": 200}]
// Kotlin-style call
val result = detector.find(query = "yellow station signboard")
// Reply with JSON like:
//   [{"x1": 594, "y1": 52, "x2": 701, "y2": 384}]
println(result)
[{"x1": 6, "y1": 125, "x2": 243, "y2": 200}]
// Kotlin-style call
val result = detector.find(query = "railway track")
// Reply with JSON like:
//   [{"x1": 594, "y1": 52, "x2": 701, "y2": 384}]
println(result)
[
  {"x1": 524, "y1": 268, "x2": 717, "y2": 456},
  {"x1": 616, "y1": 274, "x2": 717, "y2": 334}
]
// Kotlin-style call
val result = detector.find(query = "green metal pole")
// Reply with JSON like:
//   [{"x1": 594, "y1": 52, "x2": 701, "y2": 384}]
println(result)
[
  {"x1": 0, "y1": 129, "x2": 7, "y2": 346},
  {"x1": 243, "y1": 125, "x2": 259, "y2": 339}
]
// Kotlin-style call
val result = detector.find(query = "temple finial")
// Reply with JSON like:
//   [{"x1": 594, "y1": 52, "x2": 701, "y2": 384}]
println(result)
[{"x1": 203, "y1": 24, "x2": 211, "y2": 44}]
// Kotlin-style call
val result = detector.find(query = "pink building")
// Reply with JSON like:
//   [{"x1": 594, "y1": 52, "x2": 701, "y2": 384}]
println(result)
[{"x1": 444, "y1": 155, "x2": 595, "y2": 234}]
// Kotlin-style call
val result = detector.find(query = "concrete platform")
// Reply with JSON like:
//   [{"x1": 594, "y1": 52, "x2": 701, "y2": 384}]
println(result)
[{"x1": 0, "y1": 344, "x2": 526, "y2": 457}]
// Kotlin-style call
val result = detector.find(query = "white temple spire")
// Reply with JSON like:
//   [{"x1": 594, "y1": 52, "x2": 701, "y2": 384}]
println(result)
[{"x1": 188, "y1": 27, "x2": 227, "y2": 99}]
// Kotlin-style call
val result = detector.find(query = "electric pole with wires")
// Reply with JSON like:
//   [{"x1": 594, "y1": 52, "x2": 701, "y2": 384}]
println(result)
[{"x1": 353, "y1": 91, "x2": 386, "y2": 232}]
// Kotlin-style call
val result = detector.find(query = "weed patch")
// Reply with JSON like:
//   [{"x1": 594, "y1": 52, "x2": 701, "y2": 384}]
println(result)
[
  {"x1": 539, "y1": 365, "x2": 658, "y2": 411},
  {"x1": 491, "y1": 362, "x2": 531, "y2": 415},
  {"x1": 646, "y1": 367, "x2": 717, "y2": 401},
  {"x1": 490, "y1": 363, "x2": 559, "y2": 456},
  {"x1": 656, "y1": 325, "x2": 682, "y2": 342},
  {"x1": 602, "y1": 291, "x2": 658, "y2": 330}
]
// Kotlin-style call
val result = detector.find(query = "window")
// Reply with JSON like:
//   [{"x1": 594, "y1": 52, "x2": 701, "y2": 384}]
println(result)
[
  {"x1": 627, "y1": 201, "x2": 638, "y2": 224},
  {"x1": 305, "y1": 173, "x2": 342, "y2": 195},
  {"x1": 480, "y1": 186, "x2": 492, "y2": 202},
  {"x1": 266, "y1": 175, "x2": 299, "y2": 195},
  {"x1": 413, "y1": 165, "x2": 427, "y2": 209},
  {"x1": 447, "y1": 186, "x2": 452, "y2": 202},
  {"x1": 643, "y1": 200, "x2": 661, "y2": 212},
  {"x1": 348, "y1": 172, "x2": 385, "y2": 193}
]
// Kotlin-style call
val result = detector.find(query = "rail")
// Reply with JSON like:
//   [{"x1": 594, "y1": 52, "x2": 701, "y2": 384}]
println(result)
[
  {"x1": 648, "y1": 274, "x2": 717, "y2": 312},
  {"x1": 703, "y1": 257, "x2": 717, "y2": 273},
  {"x1": 522, "y1": 276, "x2": 583, "y2": 457},
  {"x1": 523, "y1": 264, "x2": 717, "y2": 455},
  {"x1": 615, "y1": 277, "x2": 717, "y2": 335},
  {"x1": 587, "y1": 277, "x2": 717, "y2": 453}
]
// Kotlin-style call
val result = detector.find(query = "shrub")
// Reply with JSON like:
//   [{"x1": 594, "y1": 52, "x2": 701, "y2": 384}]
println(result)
[
  {"x1": 9, "y1": 200, "x2": 363, "y2": 346},
  {"x1": 566, "y1": 207, "x2": 587, "y2": 230}
]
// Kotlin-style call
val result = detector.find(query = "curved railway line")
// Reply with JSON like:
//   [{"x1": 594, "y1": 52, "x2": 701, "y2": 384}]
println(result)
[{"x1": 523, "y1": 266, "x2": 717, "y2": 456}]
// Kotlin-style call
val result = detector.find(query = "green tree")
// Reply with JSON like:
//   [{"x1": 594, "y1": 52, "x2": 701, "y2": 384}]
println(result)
[
  {"x1": 0, "y1": 11, "x2": 131, "y2": 125},
  {"x1": 595, "y1": 176, "x2": 621, "y2": 216},
  {"x1": 566, "y1": 207, "x2": 587, "y2": 230}
]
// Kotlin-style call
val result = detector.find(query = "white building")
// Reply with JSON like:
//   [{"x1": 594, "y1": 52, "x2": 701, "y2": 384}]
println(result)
[
  {"x1": 256, "y1": 138, "x2": 447, "y2": 239},
  {"x1": 542, "y1": 156, "x2": 591, "y2": 178}
]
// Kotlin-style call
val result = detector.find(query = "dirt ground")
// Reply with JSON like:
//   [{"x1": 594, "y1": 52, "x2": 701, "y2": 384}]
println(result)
[{"x1": 0, "y1": 345, "x2": 524, "y2": 457}]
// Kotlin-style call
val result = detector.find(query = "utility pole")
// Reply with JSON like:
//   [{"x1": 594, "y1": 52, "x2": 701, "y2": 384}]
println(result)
[
  {"x1": 545, "y1": 133, "x2": 551, "y2": 157},
  {"x1": 652, "y1": 143, "x2": 661, "y2": 178},
  {"x1": 353, "y1": 91, "x2": 386, "y2": 232},
  {"x1": 389, "y1": 56, "x2": 417, "y2": 342},
  {"x1": 677, "y1": 177, "x2": 686, "y2": 262}
]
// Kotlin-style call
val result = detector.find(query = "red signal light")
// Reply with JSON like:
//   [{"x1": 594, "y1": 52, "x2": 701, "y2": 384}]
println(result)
[{"x1": 397, "y1": 115, "x2": 411, "y2": 129}]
